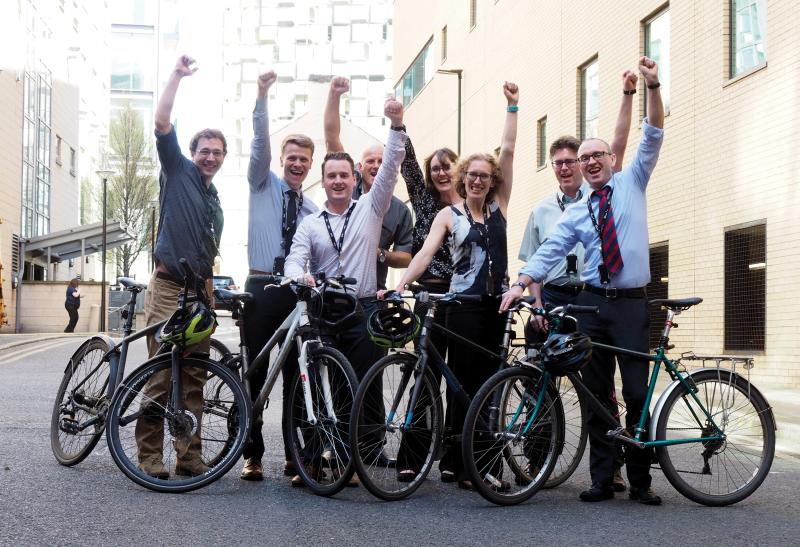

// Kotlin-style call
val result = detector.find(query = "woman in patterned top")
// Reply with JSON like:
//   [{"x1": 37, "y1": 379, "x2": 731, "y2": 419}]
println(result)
[{"x1": 391, "y1": 81, "x2": 519, "y2": 489}]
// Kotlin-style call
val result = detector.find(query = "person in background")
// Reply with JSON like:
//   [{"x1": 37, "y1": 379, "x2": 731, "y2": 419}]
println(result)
[{"x1": 64, "y1": 278, "x2": 81, "y2": 333}]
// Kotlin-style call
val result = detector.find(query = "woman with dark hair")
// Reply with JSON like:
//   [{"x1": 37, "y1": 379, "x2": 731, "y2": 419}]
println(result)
[
  {"x1": 64, "y1": 278, "x2": 81, "y2": 333},
  {"x1": 392, "y1": 81, "x2": 519, "y2": 488}
]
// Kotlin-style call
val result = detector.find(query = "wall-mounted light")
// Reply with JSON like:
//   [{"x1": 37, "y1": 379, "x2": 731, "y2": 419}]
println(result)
[
  {"x1": 660, "y1": 277, "x2": 669, "y2": 283},
  {"x1": 748, "y1": 262, "x2": 766, "y2": 271}
]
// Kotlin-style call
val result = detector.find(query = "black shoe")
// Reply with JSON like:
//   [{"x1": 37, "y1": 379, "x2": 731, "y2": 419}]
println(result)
[
  {"x1": 629, "y1": 487, "x2": 662, "y2": 505},
  {"x1": 579, "y1": 484, "x2": 614, "y2": 502}
]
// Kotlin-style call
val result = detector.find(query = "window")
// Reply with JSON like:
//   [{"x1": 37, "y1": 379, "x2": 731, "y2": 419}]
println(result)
[
  {"x1": 55, "y1": 135, "x2": 62, "y2": 165},
  {"x1": 110, "y1": 30, "x2": 155, "y2": 91},
  {"x1": 724, "y1": 222, "x2": 766, "y2": 351},
  {"x1": 469, "y1": 0, "x2": 477, "y2": 29},
  {"x1": 441, "y1": 26, "x2": 447, "y2": 62},
  {"x1": 645, "y1": 7, "x2": 670, "y2": 113},
  {"x1": 580, "y1": 58, "x2": 599, "y2": 140},
  {"x1": 394, "y1": 39, "x2": 434, "y2": 106},
  {"x1": 536, "y1": 116, "x2": 547, "y2": 168},
  {"x1": 647, "y1": 243, "x2": 669, "y2": 349},
  {"x1": 69, "y1": 147, "x2": 76, "y2": 177},
  {"x1": 730, "y1": 0, "x2": 767, "y2": 77},
  {"x1": 21, "y1": 69, "x2": 51, "y2": 238}
]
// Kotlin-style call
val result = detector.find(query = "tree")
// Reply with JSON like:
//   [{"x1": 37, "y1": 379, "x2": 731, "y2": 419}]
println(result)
[{"x1": 106, "y1": 105, "x2": 158, "y2": 277}]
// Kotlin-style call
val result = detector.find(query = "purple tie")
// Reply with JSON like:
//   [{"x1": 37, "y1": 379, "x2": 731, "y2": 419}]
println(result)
[{"x1": 593, "y1": 186, "x2": 624, "y2": 275}]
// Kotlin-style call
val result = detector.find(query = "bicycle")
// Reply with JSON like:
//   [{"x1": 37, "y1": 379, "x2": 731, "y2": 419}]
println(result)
[
  {"x1": 99, "y1": 260, "x2": 251, "y2": 493},
  {"x1": 462, "y1": 297, "x2": 776, "y2": 506},
  {"x1": 51, "y1": 277, "x2": 231, "y2": 467},
  {"x1": 214, "y1": 273, "x2": 360, "y2": 497},
  {"x1": 348, "y1": 286, "x2": 550, "y2": 502}
]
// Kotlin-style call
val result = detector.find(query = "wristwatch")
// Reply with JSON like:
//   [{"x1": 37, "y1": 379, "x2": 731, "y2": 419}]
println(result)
[
  {"x1": 378, "y1": 249, "x2": 387, "y2": 263},
  {"x1": 513, "y1": 280, "x2": 527, "y2": 291}
]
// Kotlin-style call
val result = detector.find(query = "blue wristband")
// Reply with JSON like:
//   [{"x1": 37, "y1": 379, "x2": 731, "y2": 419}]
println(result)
[{"x1": 506, "y1": 105, "x2": 519, "y2": 113}]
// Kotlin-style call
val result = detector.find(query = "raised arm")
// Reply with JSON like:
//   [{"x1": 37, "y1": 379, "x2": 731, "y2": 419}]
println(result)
[
  {"x1": 367, "y1": 98, "x2": 407, "y2": 216},
  {"x1": 155, "y1": 55, "x2": 197, "y2": 135},
  {"x1": 495, "y1": 81, "x2": 519, "y2": 213},
  {"x1": 640, "y1": 56, "x2": 664, "y2": 129},
  {"x1": 324, "y1": 77, "x2": 349, "y2": 154},
  {"x1": 610, "y1": 70, "x2": 638, "y2": 171},
  {"x1": 393, "y1": 209, "x2": 451, "y2": 293},
  {"x1": 247, "y1": 70, "x2": 277, "y2": 191},
  {"x1": 401, "y1": 134, "x2": 428, "y2": 208}
]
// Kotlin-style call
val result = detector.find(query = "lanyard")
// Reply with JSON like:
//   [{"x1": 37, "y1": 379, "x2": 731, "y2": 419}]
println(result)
[
  {"x1": 462, "y1": 203, "x2": 495, "y2": 294},
  {"x1": 322, "y1": 203, "x2": 356, "y2": 272},
  {"x1": 556, "y1": 188, "x2": 582, "y2": 212},
  {"x1": 587, "y1": 186, "x2": 613, "y2": 284}
]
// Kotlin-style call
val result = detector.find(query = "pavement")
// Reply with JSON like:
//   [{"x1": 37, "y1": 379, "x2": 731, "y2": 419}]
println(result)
[{"x1": 1, "y1": 329, "x2": 798, "y2": 461}]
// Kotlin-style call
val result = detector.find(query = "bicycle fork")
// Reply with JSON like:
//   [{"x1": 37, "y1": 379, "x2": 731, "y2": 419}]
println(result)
[{"x1": 297, "y1": 340, "x2": 334, "y2": 426}]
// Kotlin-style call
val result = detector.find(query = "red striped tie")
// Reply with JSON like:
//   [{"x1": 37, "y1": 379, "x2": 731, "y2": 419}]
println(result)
[{"x1": 593, "y1": 186, "x2": 624, "y2": 275}]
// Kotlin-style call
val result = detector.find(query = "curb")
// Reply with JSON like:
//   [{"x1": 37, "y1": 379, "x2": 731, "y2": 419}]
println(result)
[{"x1": 0, "y1": 334, "x2": 79, "y2": 352}]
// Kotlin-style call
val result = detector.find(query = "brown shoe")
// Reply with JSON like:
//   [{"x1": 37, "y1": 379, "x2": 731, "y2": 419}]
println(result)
[
  {"x1": 612, "y1": 468, "x2": 627, "y2": 492},
  {"x1": 240, "y1": 458, "x2": 264, "y2": 481},
  {"x1": 139, "y1": 457, "x2": 169, "y2": 480},
  {"x1": 175, "y1": 459, "x2": 210, "y2": 477},
  {"x1": 291, "y1": 474, "x2": 306, "y2": 487}
]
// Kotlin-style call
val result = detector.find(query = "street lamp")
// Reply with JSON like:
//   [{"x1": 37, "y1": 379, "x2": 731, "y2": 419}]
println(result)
[
  {"x1": 436, "y1": 68, "x2": 463, "y2": 156},
  {"x1": 96, "y1": 167, "x2": 114, "y2": 332},
  {"x1": 147, "y1": 198, "x2": 158, "y2": 273}
]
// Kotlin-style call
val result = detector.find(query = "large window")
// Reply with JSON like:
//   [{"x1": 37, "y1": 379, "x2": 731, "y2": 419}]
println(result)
[
  {"x1": 645, "y1": 7, "x2": 670, "y2": 113},
  {"x1": 110, "y1": 31, "x2": 155, "y2": 91},
  {"x1": 580, "y1": 58, "x2": 599, "y2": 140},
  {"x1": 647, "y1": 243, "x2": 669, "y2": 349},
  {"x1": 724, "y1": 222, "x2": 766, "y2": 351},
  {"x1": 731, "y1": 0, "x2": 767, "y2": 77},
  {"x1": 21, "y1": 69, "x2": 51, "y2": 238},
  {"x1": 537, "y1": 116, "x2": 547, "y2": 169},
  {"x1": 395, "y1": 39, "x2": 434, "y2": 106}
]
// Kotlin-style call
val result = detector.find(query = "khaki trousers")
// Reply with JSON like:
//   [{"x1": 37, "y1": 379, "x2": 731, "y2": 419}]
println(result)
[{"x1": 134, "y1": 275, "x2": 209, "y2": 466}]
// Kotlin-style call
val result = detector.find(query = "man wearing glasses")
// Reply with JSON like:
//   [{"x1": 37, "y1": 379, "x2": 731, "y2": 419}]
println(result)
[
  {"x1": 518, "y1": 71, "x2": 638, "y2": 493},
  {"x1": 135, "y1": 54, "x2": 226, "y2": 479},
  {"x1": 503, "y1": 57, "x2": 665, "y2": 505}
]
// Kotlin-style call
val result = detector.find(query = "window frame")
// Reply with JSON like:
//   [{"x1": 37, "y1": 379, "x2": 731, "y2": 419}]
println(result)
[
  {"x1": 723, "y1": 220, "x2": 766, "y2": 353},
  {"x1": 393, "y1": 38, "x2": 434, "y2": 107},
  {"x1": 644, "y1": 5, "x2": 671, "y2": 115},
  {"x1": 579, "y1": 57, "x2": 599, "y2": 141},
  {"x1": 729, "y1": 0, "x2": 768, "y2": 80},
  {"x1": 536, "y1": 116, "x2": 547, "y2": 170}
]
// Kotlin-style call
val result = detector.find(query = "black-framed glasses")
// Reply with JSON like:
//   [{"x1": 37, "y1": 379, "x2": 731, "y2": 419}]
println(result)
[
  {"x1": 578, "y1": 151, "x2": 612, "y2": 164},
  {"x1": 552, "y1": 159, "x2": 579, "y2": 169},
  {"x1": 431, "y1": 164, "x2": 451, "y2": 174},
  {"x1": 465, "y1": 171, "x2": 491, "y2": 182},
  {"x1": 196, "y1": 149, "x2": 225, "y2": 158}
]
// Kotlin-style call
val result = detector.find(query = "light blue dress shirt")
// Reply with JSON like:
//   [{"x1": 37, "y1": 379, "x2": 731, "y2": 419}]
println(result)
[{"x1": 520, "y1": 120, "x2": 664, "y2": 289}]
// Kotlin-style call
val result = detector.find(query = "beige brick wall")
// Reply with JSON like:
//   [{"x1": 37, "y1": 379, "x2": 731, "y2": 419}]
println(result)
[
  {"x1": 17, "y1": 281, "x2": 106, "y2": 333},
  {"x1": 393, "y1": 0, "x2": 800, "y2": 388}
]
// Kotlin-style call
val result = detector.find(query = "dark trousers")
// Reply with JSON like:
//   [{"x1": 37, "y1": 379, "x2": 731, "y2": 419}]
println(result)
[
  {"x1": 64, "y1": 304, "x2": 79, "y2": 333},
  {"x1": 575, "y1": 290, "x2": 654, "y2": 489},
  {"x1": 242, "y1": 278, "x2": 298, "y2": 462},
  {"x1": 524, "y1": 285, "x2": 579, "y2": 345},
  {"x1": 443, "y1": 298, "x2": 506, "y2": 481}
]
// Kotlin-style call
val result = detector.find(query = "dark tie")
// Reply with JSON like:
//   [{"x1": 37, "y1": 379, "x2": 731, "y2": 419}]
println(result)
[
  {"x1": 593, "y1": 186, "x2": 624, "y2": 275},
  {"x1": 284, "y1": 190, "x2": 299, "y2": 253}
]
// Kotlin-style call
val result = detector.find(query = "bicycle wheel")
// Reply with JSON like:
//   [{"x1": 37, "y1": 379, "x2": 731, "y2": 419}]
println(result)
[
  {"x1": 543, "y1": 373, "x2": 587, "y2": 488},
  {"x1": 462, "y1": 366, "x2": 563, "y2": 505},
  {"x1": 286, "y1": 345, "x2": 358, "y2": 496},
  {"x1": 656, "y1": 369, "x2": 776, "y2": 506},
  {"x1": 351, "y1": 353, "x2": 443, "y2": 501},
  {"x1": 105, "y1": 355, "x2": 251, "y2": 493},
  {"x1": 209, "y1": 338, "x2": 233, "y2": 365},
  {"x1": 50, "y1": 338, "x2": 111, "y2": 466}
]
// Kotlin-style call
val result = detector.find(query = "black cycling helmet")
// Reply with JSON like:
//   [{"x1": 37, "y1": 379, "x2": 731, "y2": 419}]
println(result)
[
  {"x1": 540, "y1": 332, "x2": 592, "y2": 376},
  {"x1": 367, "y1": 299, "x2": 421, "y2": 348},
  {"x1": 314, "y1": 286, "x2": 364, "y2": 330},
  {"x1": 159, "y1": 302, "x2": 217, "y2": 348}
]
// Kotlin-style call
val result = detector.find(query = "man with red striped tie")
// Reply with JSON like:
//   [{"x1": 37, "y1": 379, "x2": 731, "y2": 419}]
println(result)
[{"x1": 501, "y1": 56, "x2": 664, "y2": 505}]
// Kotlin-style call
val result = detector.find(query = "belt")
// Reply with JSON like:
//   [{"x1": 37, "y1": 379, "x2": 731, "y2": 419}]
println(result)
[
  {"x1": 155, "y1": 270, "x2": 183, "y2": 285},
  {"x1": 583, "y1": 284, "x2": 647, "y2": 299},
  {"x1": 249, "y1": 269, "x2": 273, "y2": 275},
  {"x1": 544, "y1": 283, "x2": 582, "y2": 296}
]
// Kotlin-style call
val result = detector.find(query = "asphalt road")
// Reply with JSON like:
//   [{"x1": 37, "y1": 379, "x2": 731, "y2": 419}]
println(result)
[{"x1": 1, "y1": 325, "x2": 798, "y2": 546}]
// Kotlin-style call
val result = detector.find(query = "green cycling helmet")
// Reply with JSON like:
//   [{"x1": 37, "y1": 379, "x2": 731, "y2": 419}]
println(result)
[
  {"x1": 367, "y1": 299, "x2": 421, "y2": 348},
  {"x1": 160, "y1": 302, "x2": 217, "y2": 348}
]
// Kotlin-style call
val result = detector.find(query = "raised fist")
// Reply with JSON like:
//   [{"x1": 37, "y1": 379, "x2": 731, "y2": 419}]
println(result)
[
  {"x1": 174, "y1": 55, "x2": 198, "y2": 77},
  {"x1": 330, "y1": 76, "x2": 350, "y2": 96},
  {"x1": 622, "y1": 69, "x2": 638, "y2": 92},
  {"x1": 384, "y1": 98, "x2": 404, "y2": 126},
  {"x1": 638, "y1": 56, "x2": 659, "y2": 86},
  {"x1": 503, "y1": 81, "x2": 519, "y2": 106},
  {"x1": 258, "y1": 70, "x2": 277, "y2": 92}
]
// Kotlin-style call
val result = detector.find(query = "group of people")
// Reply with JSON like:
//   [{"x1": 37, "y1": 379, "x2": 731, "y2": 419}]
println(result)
[{"x1": 139, "y1": 52, "x2": 665, "y2": 504}]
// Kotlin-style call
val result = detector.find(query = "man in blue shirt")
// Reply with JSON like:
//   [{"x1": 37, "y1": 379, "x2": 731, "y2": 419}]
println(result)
[
  {"x1": 502, "y1": 56, "x2": 665, "y2": 505},
  {"x1": 240, "y1": 70, "x2": 319, "y2": 482}
]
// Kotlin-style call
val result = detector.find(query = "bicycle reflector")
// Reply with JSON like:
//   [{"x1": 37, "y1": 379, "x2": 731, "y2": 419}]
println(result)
[
  {"x1": 540, "y1": 332, "x2": 592, "y2": 376},
  {"x1": 367, "y1": 300, "x2": 421, "y2": 348},
  {"x1": 159, "y1": 302, "x2": 217, "y2": 347}
]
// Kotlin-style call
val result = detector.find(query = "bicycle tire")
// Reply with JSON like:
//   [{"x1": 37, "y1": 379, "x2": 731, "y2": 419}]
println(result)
[
  {"x1": 543, "y1": 373, "x2": 588, "y2": 488},
  {"x1": 286, "y1": 345, "x2": 358, "y2": 496},
  {"x1": 105, "y1": 355, "x2": 251, "y2": 493},
  {"x1": 462, "y1": 366, "x2": 563, "y2": 506},
  {"x1": 656, "y1": 369, "x2": 775, "y2": 506},
  {"x1": 350, "y1": 353, "x2": 443, "y2": 501},
  {"x1": 209, "y1": 338, "x2": 233, "y2": 365},
  {"x1": 50, "y1": 338, "x2": 112, "y2": 466}
]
